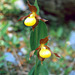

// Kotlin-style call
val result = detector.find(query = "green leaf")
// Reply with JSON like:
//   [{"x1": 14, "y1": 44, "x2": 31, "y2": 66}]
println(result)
[
  {"x1": 16, "y1": 44, "x2": 20, "y2": 48},
  {"x1": 57, "y1": 27, "x2": 63, "y2": 38},
  {"x1": 34, "y1": 0, "x2": 39, "y2": 15},
  {"x1": 38, "y1": 62, "x2": 49, "y2": 75},
  {"x1": 0, "y1": 56, "x2": 6, "y2": 61},
  {"x1": 11, "y1": 0, "x2": 17, "y2": 3},
  {"x1": 64, "y1": 67, "x2": 72, "y2": 75},
  {"x1": 3, "y1": 34, "x2": 10, "y2": 41},
  {"x1": 0, "y1": 23, "x2": 10, "y2": 38},
  {"x1": 29, "y1": 61, "x2": 45, "y2": 75},
  {"x1": 50, "y1": 30, "x2": 56, "y2": 37},
  {"x1": 28, "y1": 65, "x2": 35, "y2": 75},
  {"x1": 12, "y1": 35, "x2": 19, "y2": 45},
  {"x1": 0, "y1": 40, "x2": 5, "y2": 46},
  {"x1": 30, "y1": 20, "x2": 48, "y2": 51},
  {"x1": 4, "y1": 42, "x2": 10, "y2": 47},
  {"x1": 12, "y1": 35, "x2": 17, "y2": 44}
]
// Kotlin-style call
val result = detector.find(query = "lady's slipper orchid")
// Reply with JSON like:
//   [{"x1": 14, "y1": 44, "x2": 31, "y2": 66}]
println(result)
[
  {"x1": 29, "y1": 36, "x2": 60, "y2": 64},
  {"x1": 18, "y1": 0, "x2": 47, "y2": 30}
]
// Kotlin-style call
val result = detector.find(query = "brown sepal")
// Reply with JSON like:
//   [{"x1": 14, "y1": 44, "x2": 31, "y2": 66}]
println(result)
[
  {"x1": 29, "y1": 46, "x2": 41, "y2": 60},
  {"x1": 18, "y1": 13, "x2": 31, "y2": 21},
  {"x1": 40, "y1": 36, "x2": 49, "y2": 44},
  {"x1": 44, "y1": 45, "x2": 53, "y2": 54},
  {"x1": 37, "y1": 50, "x2": 45, "y2": 64},
  {"x1": 32, "y1": 18, "x2": 39, "y2": 31},
  {"x1": 27, "y1": 0, "x2": 37, "y2": 13},
  {"x1": 29, "y1": 50, "x2": 35, "y2": 60},
  {"x1": 45, "y1": 45, "x2": 61, "y2": 58},
  {"x1": 35, "y1": 45, "x2": 41, "y2": 50},
  {"x1": 35, "y1": 14, "x2": 48, "y2": 22},
  {"x1": 54, "y1": 53, "x2": 61, "y2": 58}
]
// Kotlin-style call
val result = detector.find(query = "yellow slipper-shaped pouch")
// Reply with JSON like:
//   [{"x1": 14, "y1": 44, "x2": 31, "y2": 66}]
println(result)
[{"x1": 39, "y1": 49, "x2": 51, "y2": 58}]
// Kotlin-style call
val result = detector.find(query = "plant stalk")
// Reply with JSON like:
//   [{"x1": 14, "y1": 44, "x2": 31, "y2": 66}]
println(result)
[{"x1": 34, "y1": 56, "x2": 38, "y2": 75}]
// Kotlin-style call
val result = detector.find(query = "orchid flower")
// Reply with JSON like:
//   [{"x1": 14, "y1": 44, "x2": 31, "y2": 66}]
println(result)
[
  {"x1": 18, "y1": 0, "x2": 47, "y2": 30},
  {"x1": 29, "y1": 36, "x2": 60, "y2": 64}
]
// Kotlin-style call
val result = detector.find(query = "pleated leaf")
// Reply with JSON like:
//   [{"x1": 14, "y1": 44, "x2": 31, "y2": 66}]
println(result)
[{"x1": 30, "y1": 20, "x2": 48, "y2": 51}]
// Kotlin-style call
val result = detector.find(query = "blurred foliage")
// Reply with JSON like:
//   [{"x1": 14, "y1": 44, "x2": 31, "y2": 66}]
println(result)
[
  {"x1": 0, "y1": 56, "x2": 5, "y2": 68},
  {"x1": 0, "y1": 0, "x2": 75, "y2": 75}
]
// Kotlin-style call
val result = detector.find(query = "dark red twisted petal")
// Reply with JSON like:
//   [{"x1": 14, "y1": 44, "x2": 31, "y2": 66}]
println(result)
[{"x1": 27, "y1": 0, "x2": 37, "y2": 13}]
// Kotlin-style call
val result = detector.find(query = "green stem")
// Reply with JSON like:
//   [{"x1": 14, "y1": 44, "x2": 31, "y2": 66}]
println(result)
[
  {"x1": 34, "y1": 56, "x2": 38, "y2": 75},
  {"x1": 34, "y1": 24, "x2": 38, "y2": 75}
]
